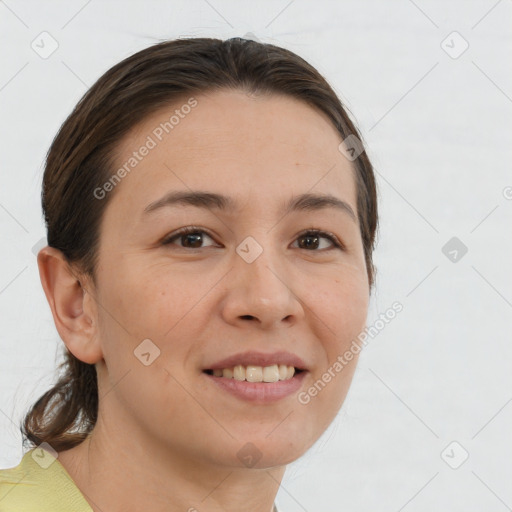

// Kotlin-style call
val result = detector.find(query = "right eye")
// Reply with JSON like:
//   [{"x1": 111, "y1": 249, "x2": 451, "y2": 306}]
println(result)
[{"x1": 161, "y1": 227, "x2": 219, "y2": 249}]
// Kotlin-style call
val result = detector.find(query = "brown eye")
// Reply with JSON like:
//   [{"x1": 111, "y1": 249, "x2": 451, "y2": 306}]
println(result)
[
  {"x1": 293, "y1": 230, "x2": 342, "y2": 251},
  {"x1": 162, "y1": 228, "x2": 217, "y2": 249}
]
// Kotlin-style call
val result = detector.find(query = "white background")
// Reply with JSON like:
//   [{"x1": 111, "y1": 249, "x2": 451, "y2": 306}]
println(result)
[{"x1": 1, "y1": 1, "x2": 511, "y2": 511}]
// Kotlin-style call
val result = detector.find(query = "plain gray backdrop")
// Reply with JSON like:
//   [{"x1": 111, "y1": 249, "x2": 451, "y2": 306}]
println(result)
[{"x1": 1, "y1": 1, "x2": 511, "y2": 511}]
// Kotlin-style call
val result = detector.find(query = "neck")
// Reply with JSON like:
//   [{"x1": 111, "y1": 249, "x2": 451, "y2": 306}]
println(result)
[{"x1": 58, "y1": 421, "x2": 285, "y2": 512}]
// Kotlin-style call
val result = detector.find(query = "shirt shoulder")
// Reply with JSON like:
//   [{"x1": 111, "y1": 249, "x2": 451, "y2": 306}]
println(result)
[{"x1": 0, "y1": 447, "x2": 93, "y2": 512}]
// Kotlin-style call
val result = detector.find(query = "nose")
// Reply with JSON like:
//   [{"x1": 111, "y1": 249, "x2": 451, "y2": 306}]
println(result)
[{"x1": 220, "y1": 242, "x2": 305, "y2": 330}]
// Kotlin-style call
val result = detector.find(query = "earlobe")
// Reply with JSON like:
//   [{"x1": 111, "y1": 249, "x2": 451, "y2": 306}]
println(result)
[{"x1": 37, "y1": 246, "x2": 103, "y2": 365}]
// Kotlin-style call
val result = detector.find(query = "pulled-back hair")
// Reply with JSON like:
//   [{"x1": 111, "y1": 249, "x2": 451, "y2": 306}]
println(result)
[{"x1": 21, "y1": 36, "x2": 378, "y2": 453}]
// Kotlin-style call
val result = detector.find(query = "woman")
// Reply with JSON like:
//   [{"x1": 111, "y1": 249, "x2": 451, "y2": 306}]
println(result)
[{"x1": 0, "y1": 36, "x2": 378, "y2": 512}]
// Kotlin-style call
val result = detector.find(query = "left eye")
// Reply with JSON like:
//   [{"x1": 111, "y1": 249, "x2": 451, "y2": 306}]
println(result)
[
  {"x1": 292, "y1": 230, "x2": 341, "y2": 250},
  {"x1": 162, "y1": 228, "x2": 342, "y2": 251}
]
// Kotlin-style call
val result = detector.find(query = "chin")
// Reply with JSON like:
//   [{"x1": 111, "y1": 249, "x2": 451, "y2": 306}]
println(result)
[{"x1": 209, "y1": 427, "x2": 318, "y2": 470}]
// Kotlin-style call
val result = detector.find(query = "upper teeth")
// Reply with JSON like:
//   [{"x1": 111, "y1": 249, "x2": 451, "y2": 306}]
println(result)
[{"x1": 212, "y1": 364, "x2": 295, "y2": 382}]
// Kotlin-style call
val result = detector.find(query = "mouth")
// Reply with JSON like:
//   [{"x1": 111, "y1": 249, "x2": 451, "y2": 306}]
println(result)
[
  {"x1": 203, "y1": 365, "x2": 306, "y2": 383},
  {"x1": 202, "y1": 364, "x2": 309, "y2": 405},
  {"x1": 202, "y1": 350, "x2": 309, "y2": 402}
]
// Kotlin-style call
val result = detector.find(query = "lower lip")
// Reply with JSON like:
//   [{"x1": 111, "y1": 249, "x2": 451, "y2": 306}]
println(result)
[{"x1": 203, "y1": 371, "x2": 308, "y2": 403}]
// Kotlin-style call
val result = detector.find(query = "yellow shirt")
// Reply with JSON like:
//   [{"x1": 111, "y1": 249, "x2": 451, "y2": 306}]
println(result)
[
  {"x1": 1, "y1": 448, "x2": 281, "y2": 511},
  {"x1": 0, "y1": 447, "x2": 92, "y2": 511}
]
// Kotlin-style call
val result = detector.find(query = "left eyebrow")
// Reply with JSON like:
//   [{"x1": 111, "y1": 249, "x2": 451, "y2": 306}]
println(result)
[{"x1": 143, "y1": 190, "x2": 357, "y2": 222}]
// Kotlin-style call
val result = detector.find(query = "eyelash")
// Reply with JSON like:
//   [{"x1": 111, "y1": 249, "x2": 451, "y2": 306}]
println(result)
[{"x1": 161, "y1": 226, "x2": 344, "y2": 251}]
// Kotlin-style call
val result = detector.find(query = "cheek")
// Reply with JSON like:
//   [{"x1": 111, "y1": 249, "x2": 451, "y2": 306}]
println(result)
[
  {"x1": 101, "y1": 262, "x2": 193, "y2": 339},
  {"x1": 303, "y1": 277, "x2": 368, "y2": 412},
  {"x1": 313, "y1": 277, "x2": 369, "y2": 347},
  {"x1": 99, "y1": 265, "x2": 209, "y2": 381}
]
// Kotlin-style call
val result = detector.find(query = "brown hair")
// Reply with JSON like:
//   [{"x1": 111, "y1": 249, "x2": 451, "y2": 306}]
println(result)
[{"x1": 21, "y1": 37, "x2": 378, "y2": 453}]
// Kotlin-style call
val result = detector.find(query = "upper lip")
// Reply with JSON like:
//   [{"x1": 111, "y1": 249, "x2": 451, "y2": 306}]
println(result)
[{"x1": 204, "y1": 350, "x2": 308, "y2": 371}]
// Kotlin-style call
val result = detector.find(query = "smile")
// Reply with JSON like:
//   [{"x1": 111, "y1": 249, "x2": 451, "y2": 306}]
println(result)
[
  {"x1": 204, "y1": 364, "x2": 301, "y2": 382},
  {"x1": 202, "y1": 367, "x2": 307, "y2": 403}
]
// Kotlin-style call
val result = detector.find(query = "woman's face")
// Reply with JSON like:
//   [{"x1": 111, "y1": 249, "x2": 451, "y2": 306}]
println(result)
[{"x1": 88, "y1": 89, "x2": 369, "y2": 468}]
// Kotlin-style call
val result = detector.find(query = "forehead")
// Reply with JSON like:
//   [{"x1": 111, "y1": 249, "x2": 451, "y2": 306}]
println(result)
[{"x1": 108, "y1": 89, "x2": 357, "y2": 218}]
